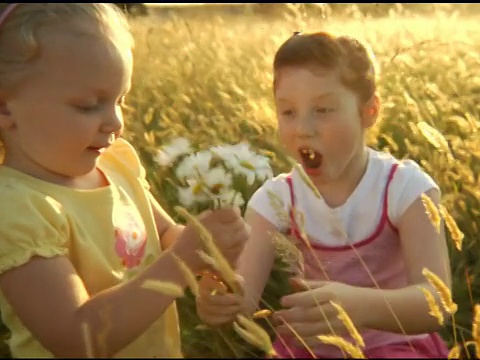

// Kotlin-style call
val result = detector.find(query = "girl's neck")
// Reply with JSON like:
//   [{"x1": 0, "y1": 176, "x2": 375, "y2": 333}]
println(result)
[{"x1": 314, "y1": 146, "x2": 369, "y2": 209}]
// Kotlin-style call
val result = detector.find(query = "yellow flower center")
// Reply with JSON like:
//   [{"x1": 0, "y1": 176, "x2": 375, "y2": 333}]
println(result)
[
  {"x1": 193, "y1": 183, "x2": 204, "y2": 195},
  {"x1": 210, "y1": 183, "x2": 224, "y2": 195},
  {"x1": 239, "y1": 160, "x2": 255, "y2": 170}
]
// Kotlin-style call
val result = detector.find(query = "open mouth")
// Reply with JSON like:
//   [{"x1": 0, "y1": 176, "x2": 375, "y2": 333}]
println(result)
[{"x1": 299, "y1": 147, "x2": 322, "y2": 169}]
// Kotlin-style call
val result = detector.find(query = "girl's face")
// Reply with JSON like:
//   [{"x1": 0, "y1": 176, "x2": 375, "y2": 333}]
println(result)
[
  {"x1": 0, "y1": 26, "x2": 133, "y2": 186},
  {"x1": 274, "y1": 66, "x2": 376, "y2": 186}
]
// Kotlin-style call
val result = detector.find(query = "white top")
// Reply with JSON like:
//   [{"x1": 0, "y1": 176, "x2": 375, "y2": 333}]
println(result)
[{"x1": 248, "y1": 148, "x2": 439, "y2": 246}]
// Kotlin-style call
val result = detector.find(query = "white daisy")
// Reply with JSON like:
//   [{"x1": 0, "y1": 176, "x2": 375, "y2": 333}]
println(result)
[
  {"x1": 177, "y1": 180, "x2": 210, "y2": 208},
  {"x1": 216, "y1": 189, "x2": 245, "y2": 208},
  {"x1": 175, "y1": 150, "x2": 213, "y2": 182},
  {"x1": 154, "y1": 137, "x2": 192, "y2": 167},
  {"x1": 202, "y1": 166, "x2": 233, "y2": 196},
  {"x1": 212, "y1": 143, "x2": 273, "y2": 185}
]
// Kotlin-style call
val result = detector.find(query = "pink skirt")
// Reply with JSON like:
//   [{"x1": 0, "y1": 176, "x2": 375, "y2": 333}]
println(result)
[{"x1": 272, "y1": 332, "x2": 449, "y2": 359}]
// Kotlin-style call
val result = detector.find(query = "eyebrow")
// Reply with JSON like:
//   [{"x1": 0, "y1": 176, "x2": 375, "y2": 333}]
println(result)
[{"x1": 276, "y1": 92, "x2": 336, "y2": 103}]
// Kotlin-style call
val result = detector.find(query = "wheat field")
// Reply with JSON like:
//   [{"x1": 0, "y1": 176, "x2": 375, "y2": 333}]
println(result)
[
  {"x1": 1, "y1": 3, "x2": 479, "y2": 359},
  {"x1": 120, "y1": 4, "x2": 480, "y2": 358}
]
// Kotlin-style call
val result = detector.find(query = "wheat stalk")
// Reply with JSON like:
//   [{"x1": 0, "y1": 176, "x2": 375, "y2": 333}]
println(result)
[
  {"x1": 472, "y1": 304, "x2": 480, "y2": 358},
  {"x1": 141, "y1": 279, "x2": 185, "y2": 297},
  {"x1": 447, "y1": 344, "x2": 461, "y2": 359},
  {"x1": 317, "y1": 335, "x2": 366, "y2": 359},
  {"x1": 422, "y1": 268, "x2": 457, "y2": 314},
  {"x1": 286, "y1": 157, "x2": 322, "y2": 199},
  {"x1": 266, "y1": 190, "x2": 289, "y2": 227},
  {"x1": 417, "y1": 286, "x2": 445, "y2": 325},
  {"x1": 252, "y1": 309, "x2": 273, "y2": 319},
  {"x1": 174, "y1": 206, "x2": 242, "y2": 294},
  {"x1": 421, "y1": 193, "x2": 441, "y2": 234},
  {"x1": 172, "y1": 253, "x2": 200, "y2": 297},
  {"x1": 417, "y1": 121, "x2": 451, "y2": 155},
  {"x1": 233, "y1": 314, "x2": 277, "y2": 357},
  {"x1": 329, "y1": 301, "x2": 365, "y2": 348},
  {"x1": 439, "y1": 204, "x2": 464, "y2": 251}
]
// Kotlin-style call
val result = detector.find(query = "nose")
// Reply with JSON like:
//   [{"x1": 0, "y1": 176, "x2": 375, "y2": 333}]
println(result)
[
  {"x1": 297, "y1": 111, "x2": 317, "y2": 138},
  {"x1": 101, "y1": 106, "x2": 124, "y2": 138}
]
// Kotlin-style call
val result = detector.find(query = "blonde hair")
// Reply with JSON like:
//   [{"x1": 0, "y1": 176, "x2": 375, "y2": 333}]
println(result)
[{"x1": 0, "y1": 3, "x2": 134, "y2": 163}]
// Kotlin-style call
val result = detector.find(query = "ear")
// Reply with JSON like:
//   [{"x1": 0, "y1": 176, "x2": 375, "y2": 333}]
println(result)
[{"x1": 361, "y1": 94, "x2": 380, "y2": 129}]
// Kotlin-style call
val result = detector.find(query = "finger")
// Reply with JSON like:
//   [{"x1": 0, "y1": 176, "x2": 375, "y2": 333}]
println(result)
[
  {"x1": 196, "y1": 208, "x2": 214, "y2": 221},
  {"x1": 199, "y1": 271, "x2": 226, "y2": 288},
  {"x1": 276, "y1": 317, "x2": 344, "y2": 339},
  {"x1": 289, "y1": 277, "x2": 330, "y2": 292},
  {"x1": 273, "y1": 304, "x2": 338, "y2": 325},
  {"x1": 223, "y1": 239, "x2": 246, "y2": 260},
  {"x1": 197, "y1": 301, "x2": 244, "y2": 318},
  {"x1": 281, "y1": 288, "x2": 335, "y2": 308},
  {"x1": 198, "y1": 292, "x2": 244, "y2": 307},
  {"x1": 212, "y1": 207, "x2": 242, "y2": 223},
  {"x1": 293, "y1": 319, "x2": 349, "y2": 348},
  {"x1": 198, "y1": 312, "x2": 239, "y2": 326},
  {"x1": 225, "y1": 216, "x2": 248, "y2": 234}
]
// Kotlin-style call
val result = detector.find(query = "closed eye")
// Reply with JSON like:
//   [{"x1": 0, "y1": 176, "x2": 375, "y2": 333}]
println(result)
[
  {"x1": 75, "y1": 103, "x2": 101, "y2": 113},
  {"x1": 315, "y1": 107, "x2": 334, "y2": 114},
  {"x1": 282, "y1": 110, "x2": 295, "y2": 117}
]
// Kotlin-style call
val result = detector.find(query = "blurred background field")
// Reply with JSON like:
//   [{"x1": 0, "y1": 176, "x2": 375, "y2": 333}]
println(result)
[{"x1": 2, "y1": 3, "x2": 480, "y2": 358}]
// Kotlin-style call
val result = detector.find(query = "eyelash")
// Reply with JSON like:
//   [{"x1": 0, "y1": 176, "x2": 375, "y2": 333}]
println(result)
[
  {"x1": 76, "y1": 97, "x2": 128, "y2": 113},
  {"x1": 316, "y1": 107, "x2": 334, "y2": 114},
  {"x1": 281, "y1": 107, "x2": 334, "y2": 117}
]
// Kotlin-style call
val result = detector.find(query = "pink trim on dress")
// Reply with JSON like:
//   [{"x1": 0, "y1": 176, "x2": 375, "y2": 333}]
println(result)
[{"x1": 286, "y1": 163, "x2": 399, "y2": 251}]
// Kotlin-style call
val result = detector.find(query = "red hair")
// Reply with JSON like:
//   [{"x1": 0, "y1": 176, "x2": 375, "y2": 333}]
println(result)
[{"x1": 273, "y1": 32, "x2": 378, "y2": 104}]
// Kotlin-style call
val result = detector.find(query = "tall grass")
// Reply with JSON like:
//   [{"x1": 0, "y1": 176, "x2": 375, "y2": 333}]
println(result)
[{"x1": 122, "y1": 5, "x2": 480, "y2": 358}]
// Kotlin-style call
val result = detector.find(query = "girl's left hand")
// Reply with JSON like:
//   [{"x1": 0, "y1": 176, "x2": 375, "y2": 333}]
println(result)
[{"x1": 272, "y1": 278, "x2": 368, "y2": 347}]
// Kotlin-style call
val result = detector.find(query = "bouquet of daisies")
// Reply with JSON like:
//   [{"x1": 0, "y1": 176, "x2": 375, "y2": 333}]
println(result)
[{"x1": 155, "y1": 137, "x2": 274, "y2": 213}]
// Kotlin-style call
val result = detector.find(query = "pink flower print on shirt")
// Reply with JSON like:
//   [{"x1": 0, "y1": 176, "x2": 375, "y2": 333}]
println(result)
[{"x1": 114, "y1": 209, "x2": 147, "y2": 269}]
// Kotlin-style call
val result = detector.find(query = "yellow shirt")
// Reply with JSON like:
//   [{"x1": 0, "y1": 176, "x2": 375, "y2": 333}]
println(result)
[{"x1": 0, "y1": 139, "x2": 182, "y2": 358}]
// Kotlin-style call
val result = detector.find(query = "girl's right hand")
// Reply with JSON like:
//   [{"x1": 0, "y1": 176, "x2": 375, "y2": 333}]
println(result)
[
  {"x1": 196, "y1": 272, "x2": 246, "y2": 326},
  {"x1": 174, "y1": 207, "x2": 250, "y2": 272}
]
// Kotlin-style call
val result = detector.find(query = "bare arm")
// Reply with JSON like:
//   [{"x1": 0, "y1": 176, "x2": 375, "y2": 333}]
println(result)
[
  {"x1": 0, "y1": 207, "x2": 246, "y2": 358},
  {"x1": 147, "y1": 191, "x2": 184, "y2": 250},
  {"x1": 0, "y1": 244, "x2": 191, "y2": 358},
  {"x1": 362, "y1": 187, "x2": 452, "y2": 334},
  {"x1": 236, "y1": 207, "x2": 277, "y2": 315}
]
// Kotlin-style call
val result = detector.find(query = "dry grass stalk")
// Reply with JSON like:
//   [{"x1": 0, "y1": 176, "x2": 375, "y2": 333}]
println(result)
[
  {"x1": 317, "y1": 335, "x2": 366, "y2": 359},
  {"x1": 422, "y1": 268, "x2": 457, "y2": 314},
  {"x1": 286, "y1": 207, "x2": 347, "y2": 357},
  {"x1": 266, "y1": 190, "x2": 289, "y2": 227},
  {"x1": 171, "y1": 253, "x2": 200, "y2": 297},
  {"x1": 473, "y1": 304, "x2": 480, "y2": 357},
  {"x1": 329, "y1": 301, "x2": 365, "y2": 348},
  {"x1": 252, "y1": 309, "x2": 273, "y2": 319},
  {"x1": 439, "y1": 204, "x2": 464, "y2": 251},
  {"x1": 271, "y1": 231, "x2": 303, "y2": 267},
  {"x1": 141, "y1": 279, "x2": 185, "y2": 297},
  {"x1": 421, "y1": 193, "x2": 441, "y2": 234},
  {"x1": 417, "y1": 286, "x2": 445, "y2": 325},
  {"x1": 233, "y1": 314, "x2": 277, "y2": 357},
  {"x1": 447, "y1": 344, "x2": 461, "y2": 359},
  {"x1": 286, "y1": 157, "x2": 322, "y2": 199},
  {"x1": 174, "y1": 206, "x2": 242, "y2": 294},
  {"x1": 417, "y1": 121, "x2": 451, "y2": 155}
]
